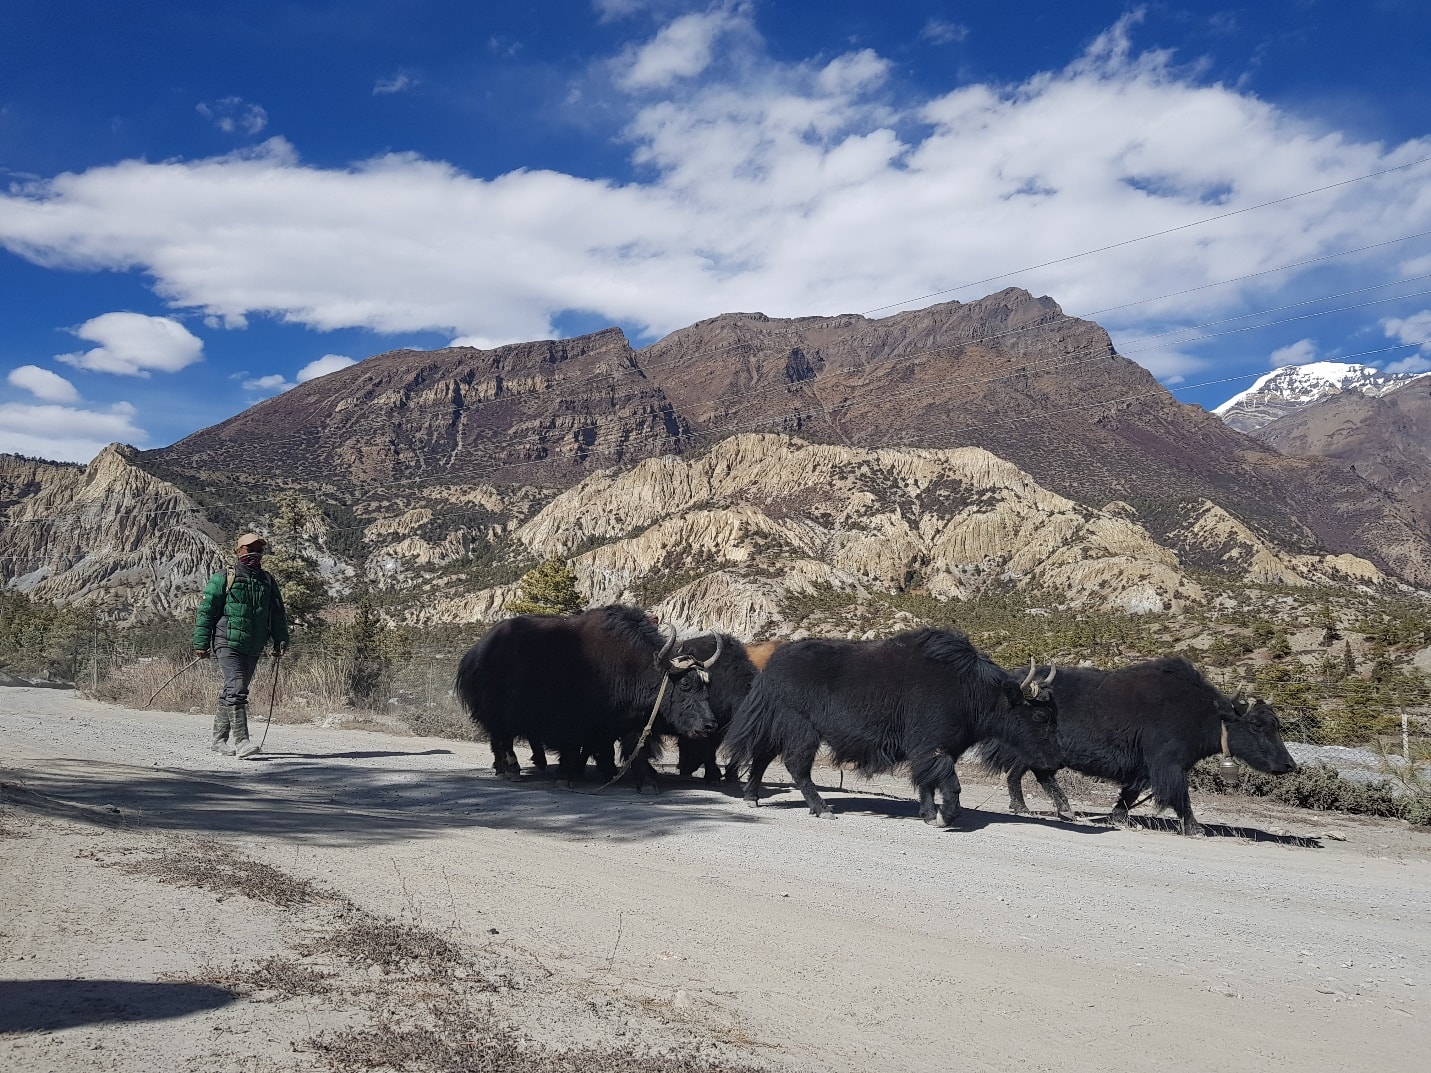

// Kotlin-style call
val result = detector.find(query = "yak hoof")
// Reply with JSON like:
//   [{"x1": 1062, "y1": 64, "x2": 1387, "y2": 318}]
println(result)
[
  {"x1": 939, "y1": 809, "x2": 962, "y2": 828},
  {"x1": 744, "y1": 796, "x2": 760, "y2": 808},
  {"x1": 1182, "y1": 822, "x2": 1205, "y2": 838},
  {"x1": 495, "y1": 769, "x2": 521, "y2": 781},
  {"x1": 1008, "y1": 802, "x2": 1029, "y2": 816}
]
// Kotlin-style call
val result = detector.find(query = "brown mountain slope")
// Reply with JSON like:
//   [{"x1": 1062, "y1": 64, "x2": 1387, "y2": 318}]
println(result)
[
  {"x1": 151, "y1": 327, "x2": 691, "y2": 485},
  {"x1": 1254, "y1": 377, "x2": 1431, "y2": 531},
  {"x1": 141, "y1": 289, "x2": 1431, "y2": 586},
  {"x1": 645, "y1": 290, "x2": 1431, "y2": 584}
]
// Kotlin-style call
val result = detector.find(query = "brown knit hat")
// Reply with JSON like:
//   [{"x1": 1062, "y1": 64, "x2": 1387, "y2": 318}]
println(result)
[{"x1": 235, "y1": 532, "x2": 268, "y2": 553}]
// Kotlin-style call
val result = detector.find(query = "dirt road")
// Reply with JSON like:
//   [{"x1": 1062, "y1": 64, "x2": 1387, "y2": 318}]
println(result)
[{"x1": 2, "y1": 686, "x2": 1428, "y2": 1072}]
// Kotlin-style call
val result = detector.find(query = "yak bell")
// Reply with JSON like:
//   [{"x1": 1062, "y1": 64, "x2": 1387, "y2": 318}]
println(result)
[{"x1": 1217, "y1": 755, "x2": 1242, "y2": 787}]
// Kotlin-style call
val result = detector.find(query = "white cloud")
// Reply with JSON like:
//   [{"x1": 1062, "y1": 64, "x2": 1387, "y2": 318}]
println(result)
[
  {"x1": 921, "y1": 19, "x2": 969, "y2": 45},
  {"x1": 56, "y1": 313, "x2": 203, "y2": 377},
  {"x1": 242, "y1": 373, "x2": 292, "y2": 393},
  {"x1": 7, "y1": 365, "x2": 79, "y2": 403},
  {"x1": 0, "y1": 401, "x2": 146, "y2": 462},
  {"x1": 0, "y1": 18, "x2": 1429, "y2": 376},
  {"x1": 1383, "y1": 354, "x2": 1431, "y2": 374},
  {"x1": 615, "y1": 2, "x2": 752, "y2": 90},
  {"x1": 196, "y1": 96, "x2": 268, "y2": 135},
  {"x1": 374, "y1": 72, "x2": 415, "y2": 95},
  {"x1": 298, "y1": 354, "x2": 356, "y2": 381},
  {"x1": 1383, "y1": 310, "x2": 1431, "y2": 348},
  {"x1": 1269, "y1": 339, "x2": 1319, "y2": 368}
]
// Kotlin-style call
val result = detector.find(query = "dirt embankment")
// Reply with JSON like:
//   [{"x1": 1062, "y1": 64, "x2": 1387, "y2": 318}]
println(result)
[{"x1": 2, "y1": 687, "x2": 1429, "y2": 1073}]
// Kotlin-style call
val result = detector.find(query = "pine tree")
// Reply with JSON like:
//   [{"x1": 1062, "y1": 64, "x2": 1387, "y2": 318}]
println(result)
[
  {"x1": 508, "y1": 558, "x2": 585, "y2": 616},
  {"x1": 264, "y1": 492, "x2": 330, "y2": 628},
  {"x1": 1341, "y1": 640, "x2": 1357, "y2": 678}
]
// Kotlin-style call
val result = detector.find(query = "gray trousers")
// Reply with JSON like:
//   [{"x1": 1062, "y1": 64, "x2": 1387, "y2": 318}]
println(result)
[{"x1": 217, "y1": 648, "x2": 262, "y2": 708}]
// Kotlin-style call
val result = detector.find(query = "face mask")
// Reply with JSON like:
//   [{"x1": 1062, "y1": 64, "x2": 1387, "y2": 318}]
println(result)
[{"x1": 239, "y1": 552, "x2": 264, "y2": 568}]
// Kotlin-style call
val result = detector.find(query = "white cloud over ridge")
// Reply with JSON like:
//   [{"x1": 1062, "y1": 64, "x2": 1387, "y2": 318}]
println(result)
[
  {"x1": 0, "y1": 401, "x2": 146, "y2": 462},
  {"x1": 8, "y1": 365, "x2": 80, "y2": 403},
  {"x1": 299, "y1": 354, "x2": 356, "y2": 381},
  {"x1": 56, "y1": 313, "x2": 204, "y2": 377},
  {"x1": 0, "y1": 15, "x2": 1428, "y2": 380}
]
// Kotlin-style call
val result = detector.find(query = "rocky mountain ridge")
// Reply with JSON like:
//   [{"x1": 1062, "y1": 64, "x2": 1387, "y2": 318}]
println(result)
[{"x1": 4, "y1": 291, "x2": 1431, "y2": 630}]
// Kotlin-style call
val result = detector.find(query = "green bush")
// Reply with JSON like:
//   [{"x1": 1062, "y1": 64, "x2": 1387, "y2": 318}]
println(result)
[{"x1": 1191, "y1": 758, "x2": 1429, "y2": 825}]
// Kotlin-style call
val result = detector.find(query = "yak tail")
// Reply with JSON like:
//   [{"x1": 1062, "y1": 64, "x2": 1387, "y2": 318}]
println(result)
[
  {"x1": 453, "y1": 643, "x2": 491, "y2": 726},
  {"x1": 721, "y1": 677, "x2": 784, "y2": 766}
]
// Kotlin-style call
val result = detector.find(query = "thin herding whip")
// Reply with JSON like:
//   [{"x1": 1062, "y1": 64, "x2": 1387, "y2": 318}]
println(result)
[
  {"x1": 258, "y1": 649, "x2": 282, "y2": 751},
  {"x1": 144, "y1": 655, "x2": 206, "y2": 709}
]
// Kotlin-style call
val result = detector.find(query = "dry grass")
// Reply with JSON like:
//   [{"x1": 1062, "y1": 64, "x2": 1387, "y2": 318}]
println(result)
[
  {"x1": 100, "y1": 838, "x2": 328, "y2": 907},
  {"x1": 174, "y1": 955, "x2": 336, "y2": 999},
  {"x1": 309, "y1": 999, "x2": 766, "y2": 1073},
  {"x1": 297, "y1": 915, "x2": 494, "y2": 986}
]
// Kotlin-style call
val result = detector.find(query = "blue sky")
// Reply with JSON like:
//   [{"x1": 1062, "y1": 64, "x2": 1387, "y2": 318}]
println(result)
[{"x1": 2, "y1": 0, "x2": 1430, "y2": 463}]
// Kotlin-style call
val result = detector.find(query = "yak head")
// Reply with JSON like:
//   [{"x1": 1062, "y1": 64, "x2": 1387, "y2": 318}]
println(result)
[
  {"x1": 1224, "y1": 689, "x2": 1298, "y2": 774},
  {"x1": 655, "y1": 626, "x2": 722, "y2": 736},
  {"x1": 995, "y1": 660, "x2": 1062, "y2": 770}
]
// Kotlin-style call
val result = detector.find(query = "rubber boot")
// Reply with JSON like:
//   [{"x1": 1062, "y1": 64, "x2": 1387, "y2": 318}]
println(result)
[
  {"x1": 211, "y1": 707, "x2": 235, "y2": 755},
  {"x1": 230, "y1": 704, "x2": 259, "y2": 759}
]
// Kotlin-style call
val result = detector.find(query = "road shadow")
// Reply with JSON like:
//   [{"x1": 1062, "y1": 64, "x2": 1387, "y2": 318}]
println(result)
[
  {"x1": 1, "y1": 756, "x2": 762, "y2": 848},
  {"x1": 745, "y1": 785, "x2": 1110, "y2": 835},
  {"x1": 1111, "y1": 813, "x2": 1324, "y2": 847},
  {"x1": 0, "y1": 979, "x2": 238, "y2": 1033},
  {"x1": 249, "y1": 749, "x2": 454, "y2": 761}
]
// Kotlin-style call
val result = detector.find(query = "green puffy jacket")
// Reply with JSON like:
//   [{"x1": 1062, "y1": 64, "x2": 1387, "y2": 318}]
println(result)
[{"x1": 193, "y1": 566, "x2": 290, "y2": 656}]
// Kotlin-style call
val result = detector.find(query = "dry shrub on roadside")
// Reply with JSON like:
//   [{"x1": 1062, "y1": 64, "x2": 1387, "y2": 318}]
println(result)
[
  {"x1": 298, "y1": 916, "x2": 486, "y2": 983},
  {"x1": 310, "y1": 1000, "x2": 765, "y2": 1073},
  {"x1": 175, "y1": 955, "x2": 335, "y2": 998},
  {"x1": 1190, "y1": 758, "x2": 1431, "y2": 824},
  {"x1": 104, "y1": 838, "x2": 327, "y2": 907}
]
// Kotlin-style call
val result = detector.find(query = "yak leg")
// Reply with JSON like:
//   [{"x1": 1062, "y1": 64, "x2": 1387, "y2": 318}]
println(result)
[
  {"x1": 1006, "y1": 765, "x2": 1031, "y2": 814},
  {"x1": 743, "y1": 746, "x2": 779, "y2": 807},
  {"x1": 490, "y1": 735, "x2": 521, "y2": 779},
  {"x1": 528, "y1": 739, "x2": 549, "y2": 773},
  {"x1": 912, "y1": 748, "x2": 961, "y2": 826},
  {"x1": 557, "y1": 747, "x2": 588, "y2": 787},
  {"x1": 677, "y1": 737, "x2": 720, "y2": 782},
  {"x1": 1109, "y1": 777, "x2": 1150, "y2": 826},
  {"x1": 722, "y1": 757, "x2": 743, "y2": 784},
  {"x1": 783, "y1": 730, "x2": 830, "y2": 817},
  {"x1": 619, "y1": 731, "x2": 663, "y2": 794},
  {"x1": 1152, "y1": 764, "x2": 1203, "y2": 837},
  {"x1": 1032, "y1": 769, "x2": 1075, "y2": 820}
]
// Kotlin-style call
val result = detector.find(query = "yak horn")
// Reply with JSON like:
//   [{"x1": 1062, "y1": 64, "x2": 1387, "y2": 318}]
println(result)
[
  {"x1": 701, "y1": 634, "x2": 724, "y2": 669},
  {"x1": 655, "y1": 622, "x2": 677, "y2": 663},
  {"x1": 1020, "y1": 658, "x2": 1037, "y2": 691},
  {"x1": 1041, "y1": 663, "x2": 1056, "y2": 687}
]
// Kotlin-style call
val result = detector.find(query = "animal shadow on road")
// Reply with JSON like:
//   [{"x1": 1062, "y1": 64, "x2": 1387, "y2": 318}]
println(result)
[
  {"x1": 749, "y1": 785, "x2": 1109, "y2": 835},
  {"x1": 0, "y1": 979, "x2": 237, "y2": 1033},
  {"x1": 1111, "y1": 813, "x2": 1324, "y2": 848},
  {"x1": 249, "y1": 749, "x2": 453, "y2": 761},
  {"x1": 2, "y1": 757, "x2": 762, "y2": 849}
]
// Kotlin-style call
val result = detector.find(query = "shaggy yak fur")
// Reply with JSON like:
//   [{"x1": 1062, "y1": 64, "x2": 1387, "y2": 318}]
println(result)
[
  {"x1": 454, "y1": 605, "x2": 718, "y2": 791},
  {"x1": 723, "y1": 628, "x2": 1060, "y2": 827},
  {"x1": 670, "y1": 634, "x2": 760, "y2": 783},
  {"x1": 978, "y1": 657, "x2": 1297, "y2": 836}
]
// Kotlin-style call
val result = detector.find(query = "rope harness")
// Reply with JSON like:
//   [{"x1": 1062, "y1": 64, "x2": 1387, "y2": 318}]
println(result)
[{"x1": 593, "y1": 654, "x2": 705, "y2": 791}]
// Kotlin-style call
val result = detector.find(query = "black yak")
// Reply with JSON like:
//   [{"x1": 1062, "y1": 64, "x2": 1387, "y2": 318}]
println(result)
[
  {"x1": 979, "y1": 657, "x2": 1297, "y2": 836},
  {"x1": 670, "y1": 633, "x2": 762, "y2": 783},
  {"x1": 454, "y1": 605, "x2": 722, "y2": 791},
  {"x1": 724, "y1": 629, "x2": 1060, "y2": 827}
]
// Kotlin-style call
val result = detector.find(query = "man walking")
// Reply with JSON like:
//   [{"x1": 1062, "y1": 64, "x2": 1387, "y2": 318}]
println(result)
[{"x1": 193, "y1": 533, "x2": 290, "y2": 758}]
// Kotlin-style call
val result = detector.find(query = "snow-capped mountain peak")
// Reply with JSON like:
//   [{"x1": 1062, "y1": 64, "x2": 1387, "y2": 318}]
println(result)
[{"x1": 1214, "y1": 361, "x2": 1427, "y2": 433}]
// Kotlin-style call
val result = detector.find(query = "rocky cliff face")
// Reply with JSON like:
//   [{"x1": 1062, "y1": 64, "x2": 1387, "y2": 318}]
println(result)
[
  {"x1": 402, "y1": 434, "x2": 1381, "y2": 637},
  {"x1": 0, "y1": 446, "x2": 225, "y2": 620}
]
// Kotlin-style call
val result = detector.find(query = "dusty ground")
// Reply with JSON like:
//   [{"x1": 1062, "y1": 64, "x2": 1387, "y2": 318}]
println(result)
[{"x1": 2, "y1": 686, "x2": 1429, "y2": 1073}]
